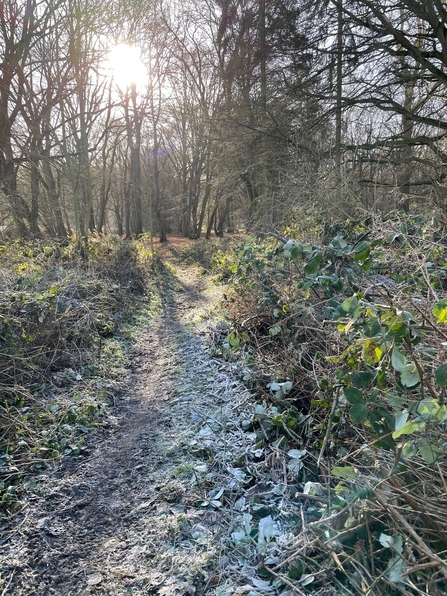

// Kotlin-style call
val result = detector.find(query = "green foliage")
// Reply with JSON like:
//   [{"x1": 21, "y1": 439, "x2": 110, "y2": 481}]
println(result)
[
  {"x1": 221, "y1": 219, "x2": 447, "y2": 456},
  {"x1": 177, "y1": 237, "x2": 236, "y2": 271},
  {"x1": 216, "y1": 215, "x2": 447, "y2": 594}
]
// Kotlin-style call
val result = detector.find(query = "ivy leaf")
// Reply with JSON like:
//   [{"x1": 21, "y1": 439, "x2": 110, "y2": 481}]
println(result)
[
  {"x1": 400, "y1": 364, "x2": 420, "y2": 387},
  {"x1": 351, "y1": 371, "x2": 374, "y2": 387},
  {"x1": 288, "y1": 559, "x2": 304, "y2": 580},
  {"x1": 342, "y1": 295, "x2": 358, "y2": 312},
  {"x1": 352, "y1": 241, "x2": 370, "y2": 262},
  {"x1": 363, "y1": 319, "x2": 382, "y2": 338},
  {"x1": 416, "y1": 398, "x2": 447, "y2": 422},
  {"x1": 432, "y1": 299, "x2": 447, "y2": 323},
  {"x1": 282, "y1": 381, "x2": 293, "y2": 393},
  {"x1": 288, "y1": 458, "x2": 304, "y2": 474},
  {"x1": 380, "y1": 535, "x2": 405, "y2": 583},
  {"x1": 379, "y1": 533, "x2": 395, "y2": 549},
  {"x1": 362, "y1": 340, "x2": 383, "y2": 365},
  {"x1": 353, "y1": 240, "x2": 370, "y2": 254},
  {"x1": 391, "y1": 348, "x2": 406, "y2": 373},
  {"x1": 387, "y1": 556, "x2": 406, "y2": 584},
  {"x1": 435, "y1": 363, "x2": 447, "y2": 387},
  {"x1": 304, "y1": 252, "x2": 323, "y2": 275},
  {"x1": 350, "y1": 403, "x2": 369, "y2": 424},
  {"x1": 387, "y1": 392, "x2": 405, "y2": 408},
  {"x1": 392, "y1": 420, "x2": 426, "y2": 439},
  {"x1": 344, "y1": 387, "x2": 365, "y2": 405},
  {"x1": 258, "y1": 515, "x2": 278, "y2": 547},
  {"x1": 418, "y1": 442, "x2": 442, "y2": 464},
  {"x1": 394, "y1": 410, "x2": 408, "y2": 432},
  {"x1": 417, "y1": 398, "x2": 441, "y2": 418},
  {"x1": 331, "y1": 466, "x2": 357, "y2": 481},
  {"x1": 288, "y1": 449, "x2": 307, "y2": 459},
  {"x1": 389, "y1": 321, "x2": 408, "y2": 340},
  {"x1": 290, "y1": 245, "x2": 300, "y2": 260},
  {"x1": 300, "y1": 574, "x2": 315, "y2": 586},
  {"x1": 402, "y1": 441, "x2": 418, "y2": 459},
  {"x1": 369, "y1": 410, "x2": 392, "y2": 437}
]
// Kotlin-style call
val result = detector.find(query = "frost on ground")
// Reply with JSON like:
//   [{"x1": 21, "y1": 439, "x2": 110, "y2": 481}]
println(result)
[{"x1": 0, "y1": 263, "x2": 324, "y2": 596}]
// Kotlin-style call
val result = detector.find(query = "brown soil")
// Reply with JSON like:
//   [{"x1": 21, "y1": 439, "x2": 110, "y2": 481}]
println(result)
[{"x1": 0, "y1": 259, "x2": 251, "y2": 596}]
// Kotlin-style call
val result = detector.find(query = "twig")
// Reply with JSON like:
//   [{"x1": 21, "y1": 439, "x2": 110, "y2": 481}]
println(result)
[
  {"x1": 261, "y1": 565, "x2": 307, "y2": 595},
  {"x1": 365, "y1": 511, "x2": 375, "y2": 577},
  {"x1": 403, "y1": 338, "x2": 438, "y2": 400},
  {"x1": 410, "y1": 298, "x2": 447, "y2": 342},
  {"x1": 436, "y1": 462, "x2": 447, "y2": 496},
  {"x1": 420, "y1": 263, "x2": 439, "y2": 302},
  {"x1": 373, "y1": 489, "x2": 447, "y2": 578},
  {"x1": 271, "y1": 539, "x2": 318, "y2": 572},
  {"x1": 307, "y1": 501, "x2": 353, "y2": 530},
  {"x1": 294, "y1": 492, "x2": 329, "y2": 505},
  {"x1": 259, "y1": 228, "x2": 289, "y2": 243},
  {"x1": 317, "y1": 388, "x2": 339, "y2": 470},
  {"x1": 1, "y1": 571, "x2": 15, "y2": 596}
]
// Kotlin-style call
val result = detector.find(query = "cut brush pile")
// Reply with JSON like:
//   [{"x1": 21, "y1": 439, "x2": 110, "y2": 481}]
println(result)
[{"x1": 213, "y1": 214, "x2": 447, "y2": 595}]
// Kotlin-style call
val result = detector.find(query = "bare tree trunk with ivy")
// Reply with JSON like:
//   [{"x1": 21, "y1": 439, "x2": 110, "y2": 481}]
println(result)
[{"x1": 335, "y1": 0, "x2": 343, "y2": 205}]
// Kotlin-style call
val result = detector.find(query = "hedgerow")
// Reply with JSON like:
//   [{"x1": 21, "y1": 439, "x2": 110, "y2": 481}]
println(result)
[{"x1": 215, "y1": 213, "x2": 447, "y2": 595}]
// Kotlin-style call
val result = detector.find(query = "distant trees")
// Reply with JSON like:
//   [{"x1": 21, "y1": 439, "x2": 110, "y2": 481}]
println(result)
[
  {"x1": 3, "y1": 0, "x2": 447, "y2": 243},
  {"x1": 327, "y1": 0, "x2": 447, "y2": 213},
  {"x1": 0, "y1": 0, "x2": 52, "y2": 238},
  {"x1": 215, "y1": 0, "x2": 314, "y2": 227}
]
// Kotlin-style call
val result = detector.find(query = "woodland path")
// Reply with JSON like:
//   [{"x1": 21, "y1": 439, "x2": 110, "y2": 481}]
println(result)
[{"x1": 0, "y1": 246, "x2": 253, "y2": 596}]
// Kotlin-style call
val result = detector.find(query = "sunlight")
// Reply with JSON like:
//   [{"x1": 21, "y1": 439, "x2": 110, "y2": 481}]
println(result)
[{"x1": 107, "y1": 43, "x2": 147, "y2": 89}]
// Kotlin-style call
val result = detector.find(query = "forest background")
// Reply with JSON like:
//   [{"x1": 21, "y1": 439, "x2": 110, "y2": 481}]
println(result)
[{"x1": 2, "y1": 0, "x2": 446, "y2": 243}]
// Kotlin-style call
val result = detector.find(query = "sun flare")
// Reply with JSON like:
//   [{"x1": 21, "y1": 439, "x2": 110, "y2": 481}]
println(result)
[{"x1": 108, "y1": 44, "x2": 147, "y2": 89}]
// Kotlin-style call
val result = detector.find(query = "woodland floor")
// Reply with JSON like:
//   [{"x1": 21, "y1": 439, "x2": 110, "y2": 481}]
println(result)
[{"x1": 0, "y1": 239, "x2": 257, "y2": 596}]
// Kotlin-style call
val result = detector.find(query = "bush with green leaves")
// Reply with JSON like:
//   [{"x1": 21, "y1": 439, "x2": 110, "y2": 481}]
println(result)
[
  {"x1": 177, "y1": 237, "x2": 237, "y2": 272},
  {"x1": 218, "y1": 214, "x2": 447, "y2": 594}
]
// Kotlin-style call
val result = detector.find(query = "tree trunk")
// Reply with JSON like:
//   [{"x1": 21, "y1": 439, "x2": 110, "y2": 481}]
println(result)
[
  {"x1": 397, "y1": 9, "x2": 416, "y2": 214},
  {"x1": 42, "y1": 156, "x2": 67, "y2": 237},
  {"x1": 30, "y1": 155, "x2": 41, "y2": 237},
  {"x1": 130, "y1": 84, "x2": 143, "y2": 236},
  {"x1": 216, "y1": 196, "x2": 231, "y2": 236},
  {"x1": 335, "y1": 0, "x2": 343, "y2": 204},
  {"x1": 97, "y1": 144, "x2": 116, "y2": 233},
  {"x1": 206, "y1": 203, "x2": 218, "y2": 239},
  {"x1": 2, "y1": 159, "x2": 30, "y2": 238}
]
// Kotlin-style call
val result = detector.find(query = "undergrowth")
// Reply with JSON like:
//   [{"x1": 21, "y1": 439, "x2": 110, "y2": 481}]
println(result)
[
  {"x1": 177, "y1": 237, "x2": 237, "y2": 272},
  {"x1": 0, "y1": 235, "x2": 171, "y2": 514},
  {"x1": 212, "y1": 213, "x2": 447, "y2": 595}
]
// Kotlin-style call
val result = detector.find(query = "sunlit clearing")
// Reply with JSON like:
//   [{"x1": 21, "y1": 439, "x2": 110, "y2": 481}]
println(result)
[{"x1": 108, "y1": 44, "x2": 147, "y2": 89}]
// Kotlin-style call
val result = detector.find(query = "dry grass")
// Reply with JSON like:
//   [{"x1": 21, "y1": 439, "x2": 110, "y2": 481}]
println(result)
[{"x1": 0, "y1": 236, "x2": 169, "y2": 511}]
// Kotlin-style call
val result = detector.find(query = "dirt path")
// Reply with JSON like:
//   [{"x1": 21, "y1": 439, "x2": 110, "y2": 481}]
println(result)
[{"x1": 0, "y1": 262, "x2": 253, "y2": 596}]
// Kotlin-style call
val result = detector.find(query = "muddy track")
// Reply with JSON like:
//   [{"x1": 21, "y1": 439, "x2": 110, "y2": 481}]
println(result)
[{"x1": 0, "y1": 264, "x2": 249, "y2": 596}]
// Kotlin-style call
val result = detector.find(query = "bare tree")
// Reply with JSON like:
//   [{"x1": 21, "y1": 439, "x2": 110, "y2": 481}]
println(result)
[{"x1": 0, "y1": 0, "x2": 62, "y2": 237}]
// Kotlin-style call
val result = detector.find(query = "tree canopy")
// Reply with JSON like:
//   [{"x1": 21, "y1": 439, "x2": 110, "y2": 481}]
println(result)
[{"x1": 1, "y1": 0, "x2": 447, "y2": 242}]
